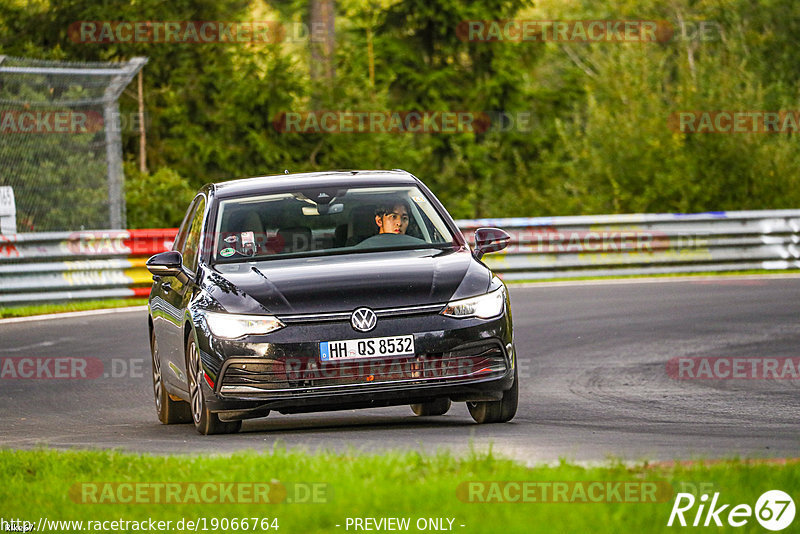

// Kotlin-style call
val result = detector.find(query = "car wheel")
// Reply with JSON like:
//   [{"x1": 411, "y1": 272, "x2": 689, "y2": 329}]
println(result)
[
  {"x1": 467, "y1": 367, "x2": 518, "y2": 424},
  {"x1": 410, "y1": 398, "x2": 451, "y2": 416},
  {"x1": 151, "y1": 329, "x2": 191, "y2": 424},
  {"x1": 187, "y1": 336, "x2": 241, "y2": 435}
]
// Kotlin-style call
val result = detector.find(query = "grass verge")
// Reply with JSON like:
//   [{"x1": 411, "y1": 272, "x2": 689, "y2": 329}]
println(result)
[
  {"x1": 0, "y1": 448, "x2": 797, "y2": 533},
  {"x1": 0, "y1": 298, "x2": 147, "y2": 319}
]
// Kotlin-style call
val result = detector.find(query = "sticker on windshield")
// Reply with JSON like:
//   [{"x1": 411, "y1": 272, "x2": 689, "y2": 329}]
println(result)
[
  {"x1": 412, "y1": 195, "x2": 426, "y2": 203},
  {"x1": 224, "y1": 235, "x2": 238, "y2": 243},
  {"x1": 220, "y1": 247, "x2": 236, "y2": 257},
  {"x1": 241, "y1": 231, "x2": 255, "y2": 245}
]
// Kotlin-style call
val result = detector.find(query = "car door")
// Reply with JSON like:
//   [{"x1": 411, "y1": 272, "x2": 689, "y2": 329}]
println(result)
[
  {"x1": 160, "y1": 195, "x2": 206, "y2": 393},
  {"x1": 151, "y1": 196, "x2": 195, "y2": 365}
]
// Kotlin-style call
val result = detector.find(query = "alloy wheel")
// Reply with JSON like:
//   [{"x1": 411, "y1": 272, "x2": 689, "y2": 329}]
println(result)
[
  {"x1": 152, "y1": 337, "x2": 162, "y2": 413},
  {"x1": 188, "y1": 340, "x2": 202, "y2": 424}
]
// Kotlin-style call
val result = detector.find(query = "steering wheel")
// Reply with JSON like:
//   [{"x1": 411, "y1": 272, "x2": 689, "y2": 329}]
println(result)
[{"x1": 355, "y1": 233, "x2": 426, "y2": 248}]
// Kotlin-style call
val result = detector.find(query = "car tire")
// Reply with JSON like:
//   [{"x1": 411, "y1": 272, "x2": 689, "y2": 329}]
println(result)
[
  {"x1": 151, "y1": 329, "x2": 191, "y2": 424},
  {"x1": 467, "y1": 367, "x2": 518, "y2": 424},
  {"x1": 187, "y1": 336, "x2": 242, "y2": 435},
  {"x1": 410, "y1": 398, "x2": 451, "y2": 416}
]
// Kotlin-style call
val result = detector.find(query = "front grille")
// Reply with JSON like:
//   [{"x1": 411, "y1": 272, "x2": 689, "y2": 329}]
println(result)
[
  {"x1": 277, "y1": 303, "x2": 446, "y2": 324},
  {"x1": 218, "y1": 341, "x2": 508, "y2": 396}
]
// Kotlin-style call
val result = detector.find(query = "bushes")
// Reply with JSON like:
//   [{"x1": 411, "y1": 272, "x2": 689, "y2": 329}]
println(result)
[
  {"x1": 3, "y1": 0, "x2": 800, "y2": 226},
  {"x1": 124, "y1": 164, "x2": 195, "y2": 229}
]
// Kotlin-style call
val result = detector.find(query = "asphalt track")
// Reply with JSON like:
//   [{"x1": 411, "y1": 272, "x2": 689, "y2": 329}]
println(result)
[{"x1": 2, "y1": 277, "x2": 799, "y2": 463}]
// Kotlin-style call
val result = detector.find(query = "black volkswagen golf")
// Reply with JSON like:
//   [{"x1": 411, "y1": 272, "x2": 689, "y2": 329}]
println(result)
[{"x1": 146, "y1": 170, "x2": 517, "y2": 434}]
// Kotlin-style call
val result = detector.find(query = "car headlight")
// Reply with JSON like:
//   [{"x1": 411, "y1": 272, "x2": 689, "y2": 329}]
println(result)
[
  {"x1": 441, "y1": 287, "x2": 505, "y2": 319},
  {"x1": 204, "y1": 311, "x2": 285, "y2": 339}
]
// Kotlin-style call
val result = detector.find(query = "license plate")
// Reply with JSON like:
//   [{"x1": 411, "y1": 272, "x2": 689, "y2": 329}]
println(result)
[{"x1": 320, "y1": 335, "x2": 415, "y2": 361}]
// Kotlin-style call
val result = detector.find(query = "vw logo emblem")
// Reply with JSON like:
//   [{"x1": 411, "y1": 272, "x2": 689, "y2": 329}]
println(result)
[{"x1": 351, "y1": 307, "x2": 377, "y2": 332}]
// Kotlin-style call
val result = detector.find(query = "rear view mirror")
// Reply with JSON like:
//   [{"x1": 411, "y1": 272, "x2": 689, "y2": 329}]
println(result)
[
  {"x1": 473, "y1": 227, "x2": 511, "y2": 260},
  {"x1": 303, "y1": 203, "x2": 344, "y2": 215}
]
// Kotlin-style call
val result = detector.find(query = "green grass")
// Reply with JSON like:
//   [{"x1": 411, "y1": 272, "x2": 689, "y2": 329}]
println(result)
[
  {"x1": 0, "y1": 299, "x2": 147, "y2": 319},
  {"x1": 1, "y1": 449, "x2": 797, "y2": 533}
]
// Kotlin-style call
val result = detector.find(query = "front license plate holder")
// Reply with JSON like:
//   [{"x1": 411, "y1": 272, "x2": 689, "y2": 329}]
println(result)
[{"x1": 319, "y1": 335, "x2": 415, "y2": 361}]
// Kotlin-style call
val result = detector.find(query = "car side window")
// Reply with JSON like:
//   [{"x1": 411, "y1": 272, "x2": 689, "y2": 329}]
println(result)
[
  {"x1": 180, "y1": 196, "x2": 207, "y2": 274},
  {"x1": 173, "y1": 197, "x2": 200, "y2": 253}
]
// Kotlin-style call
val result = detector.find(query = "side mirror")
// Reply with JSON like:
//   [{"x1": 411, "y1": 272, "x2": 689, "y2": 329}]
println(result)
[
  {"x1": 473, "y1": 227, "x2": 511, "y2": 260},
  {"x1": 146, "y1": 251, "x2": 188, "y2": 283}
]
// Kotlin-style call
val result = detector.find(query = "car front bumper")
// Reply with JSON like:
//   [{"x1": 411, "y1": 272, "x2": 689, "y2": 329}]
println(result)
[{"x1": 192, "y1": 307, "x2": 515, "y2": 421}]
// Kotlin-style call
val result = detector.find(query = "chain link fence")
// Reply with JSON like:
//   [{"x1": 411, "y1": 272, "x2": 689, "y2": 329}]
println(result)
[{"x1": 0, "y1": 55, "x2": 146, "y2": 232}]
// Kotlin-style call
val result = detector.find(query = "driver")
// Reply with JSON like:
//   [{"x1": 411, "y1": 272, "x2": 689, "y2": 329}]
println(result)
[{"x1": 375, "y1": 200, "x2": 410, "y2": 234}]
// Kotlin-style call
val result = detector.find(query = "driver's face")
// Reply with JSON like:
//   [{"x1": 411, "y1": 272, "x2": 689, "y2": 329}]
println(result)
[{"x1": 376, "y1": 204, "x2": 409, "y2": 234}]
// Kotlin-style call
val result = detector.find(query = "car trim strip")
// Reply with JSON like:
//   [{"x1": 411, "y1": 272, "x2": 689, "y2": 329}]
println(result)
[
  {"x1": 277, "y1": 303, "x2": 446, "y2": 323},
  {"x1": 218, "y1": 367, "x2": 506, "y2": 395}
]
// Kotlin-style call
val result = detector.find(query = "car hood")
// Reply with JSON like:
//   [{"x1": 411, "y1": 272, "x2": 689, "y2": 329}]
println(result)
[{"x1": 202, "y1": 247, "x2": 490, "y2": 315}]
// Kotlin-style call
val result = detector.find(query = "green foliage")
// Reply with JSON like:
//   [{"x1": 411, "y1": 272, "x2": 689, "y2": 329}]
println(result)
[
  {"x1": 124, "y1": 163, "x2": 196, "y2": 229},
  {"x1": 533, "y1": 0, "x2": 800, "y2": 214}
]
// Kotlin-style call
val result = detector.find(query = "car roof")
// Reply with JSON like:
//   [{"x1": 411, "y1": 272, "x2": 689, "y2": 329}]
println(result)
[{"x1": 210, "y1": 170, "x2": 419, "y2": 199}]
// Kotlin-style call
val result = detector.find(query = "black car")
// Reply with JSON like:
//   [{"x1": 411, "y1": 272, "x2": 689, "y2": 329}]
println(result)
[{"x1": 146, "y1": 170, "x2": 517, "y2": 434}]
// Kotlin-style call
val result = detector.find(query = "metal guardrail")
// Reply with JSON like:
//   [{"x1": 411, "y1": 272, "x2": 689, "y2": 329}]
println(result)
[
  {"x1": 0, "y1": 229, "x2": 175, "y2": 304},
  {"x1": 459, "y1": 209, "x2": 800, "y2": 280},
  {"x1": 1, "y1": 210, "x2": 799, "y2": 305}
]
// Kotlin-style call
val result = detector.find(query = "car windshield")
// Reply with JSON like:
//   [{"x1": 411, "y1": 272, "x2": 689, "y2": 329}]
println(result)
[{"x1": 211, "y1": 185, "x2": 456, "y2": 263}]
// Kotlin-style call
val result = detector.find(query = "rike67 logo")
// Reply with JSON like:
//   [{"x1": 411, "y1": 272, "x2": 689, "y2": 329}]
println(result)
[{"x1": 668, "y1": 490, "x2": 795, "y2": 531}]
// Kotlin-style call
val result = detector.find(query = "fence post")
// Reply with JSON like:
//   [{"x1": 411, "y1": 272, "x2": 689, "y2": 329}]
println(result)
[{"x1": 102, "y1": 57, "x2": 148, "y2": 229}]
